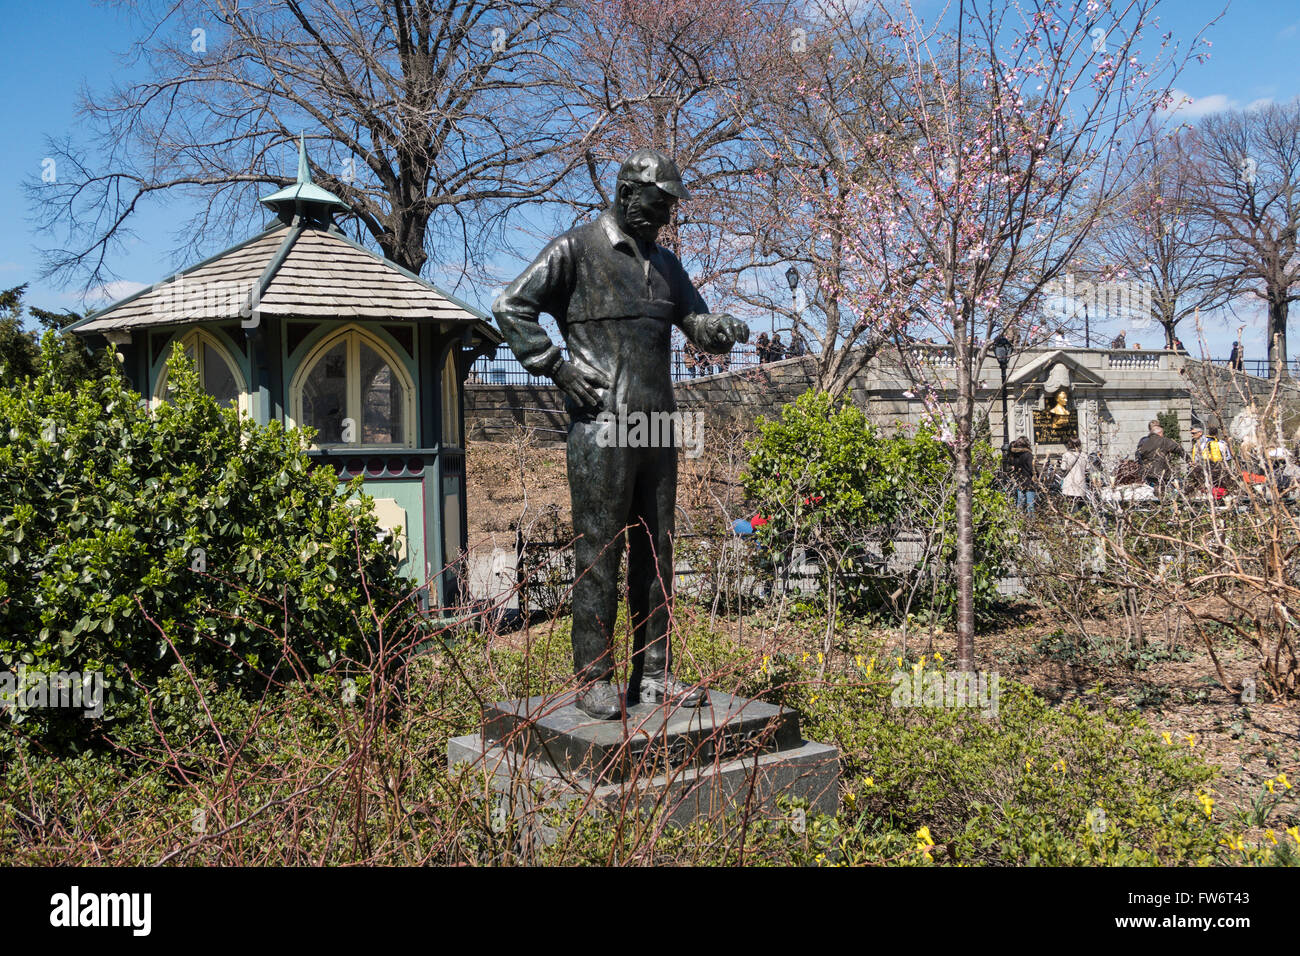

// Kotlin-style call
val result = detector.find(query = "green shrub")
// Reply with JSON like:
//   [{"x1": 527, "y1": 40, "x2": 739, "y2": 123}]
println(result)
[
  {"x1": 3, "y1": 615, "x2": 1286, "y2": 866},
  {"x1": 740, "y1": 390, "x2": 1017, "y2": 619},
  {"x1": 1157, "y1": 408, "x2": 1181, "y2": 443},
  {"x1": 755, "y1": 652, "x2": 1242, "y2": 865},
  {"x1": 0, "y1": 337, "x2": 415, "y2": 739}
]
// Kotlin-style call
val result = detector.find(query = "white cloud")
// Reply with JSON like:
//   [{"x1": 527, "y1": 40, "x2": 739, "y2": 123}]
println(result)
[
  {"x1": 1162, "y1": 88, "x2": 1237, "y2": 119},
  {"x1": 1246, "y1": 97, "x2": 1274, "y2": 111},
  {"x1": 63, "y1": 280, "x2": 149, "y2": 307},
  {"x1": 1281, "y1": 20, "x2": 1299, "y2": 39}
]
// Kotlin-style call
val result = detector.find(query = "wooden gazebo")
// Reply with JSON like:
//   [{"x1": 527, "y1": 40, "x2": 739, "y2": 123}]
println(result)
[{"x1": 68, "y1": 137, "x2": 501, "y2": 609}]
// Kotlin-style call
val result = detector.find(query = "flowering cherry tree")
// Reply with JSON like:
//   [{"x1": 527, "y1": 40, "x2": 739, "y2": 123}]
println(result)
[{"x1": 764, "y1": 0, "x2": 1211, "y2": 669}]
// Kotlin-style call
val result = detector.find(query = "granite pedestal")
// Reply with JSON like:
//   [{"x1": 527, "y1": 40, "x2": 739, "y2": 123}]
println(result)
[{"x1": 447, "y1": 686, "x2": 839, "y2": 837}]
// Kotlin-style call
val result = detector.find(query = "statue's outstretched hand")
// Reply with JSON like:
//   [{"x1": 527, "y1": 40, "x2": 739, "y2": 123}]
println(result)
[
  {"x1": 554, "y1": 360, "x2": 611, "y2": 410},
  {"x1": 696, "y1": 313, "x2": 749, "y2": 353}
]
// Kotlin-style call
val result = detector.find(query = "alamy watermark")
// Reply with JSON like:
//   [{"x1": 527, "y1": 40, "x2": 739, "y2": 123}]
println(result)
[
  {"x1": 1, "y1": 666, "x2": 105, "y2": 719},
  {"x1": 1045, "y1": 274, "x2": 1154, "y2": 330},
  {"x1": 594, "y1": 403, "x2": 706, "y2": 459},
  {"x1": 891, "y1": 668, "x2": 1000, "y2": 719}
]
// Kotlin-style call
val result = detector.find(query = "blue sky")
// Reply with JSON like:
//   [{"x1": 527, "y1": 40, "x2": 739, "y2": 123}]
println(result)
[{"x1": 2, "y1": 0, "x2": 1297, "y2": 359}]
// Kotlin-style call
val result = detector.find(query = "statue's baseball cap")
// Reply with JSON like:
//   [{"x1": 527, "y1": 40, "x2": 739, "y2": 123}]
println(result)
[{"x1": 617, "y1": 148, "x2": 691, "y2": 200}]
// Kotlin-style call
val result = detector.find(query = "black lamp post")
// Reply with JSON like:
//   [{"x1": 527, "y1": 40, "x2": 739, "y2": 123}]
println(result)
[
  {"x1": 785, "y1": 265, "x2": 799, "y2": 336},
  {"x1": 994, "y1": 334, "x2": 1012, "y2": 457}
]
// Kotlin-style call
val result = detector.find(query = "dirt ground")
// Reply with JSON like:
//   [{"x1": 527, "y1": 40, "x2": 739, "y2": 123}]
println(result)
[{"x1": 465, "y1": 436, "x2": 1300, "y2": 830}]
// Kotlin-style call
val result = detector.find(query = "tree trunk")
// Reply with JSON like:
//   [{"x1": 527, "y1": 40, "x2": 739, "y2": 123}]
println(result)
[
  {"x1": 955, "y1": 438, "x2": 975, "y2": 673},
  {"x1": 1270, "y1": 298, "x2": 1289, "y2": 379},
  {"x1": 955, "y1": 310, "x2": 976, "y2": 674}
]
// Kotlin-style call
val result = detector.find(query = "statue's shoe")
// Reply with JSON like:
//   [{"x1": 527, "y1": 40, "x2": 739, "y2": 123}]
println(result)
[
  {"x1": 638, "y1": 673, "x2": 708, "y2": 708},
  {"x1": 575, "y1": 680, "x2": 623, "y2": 720}
]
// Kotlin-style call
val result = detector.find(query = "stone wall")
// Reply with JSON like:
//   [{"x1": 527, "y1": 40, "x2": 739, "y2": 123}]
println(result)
[
  {"x1": 1183, "y1": 360, "x2": 1300, "y2": 439},
  {"x1": 467, "y1": 347, "x2": 1204, "y2": 462},
  {"x1": 465, "y1": 383, "x2": 567, "y2": 444}
]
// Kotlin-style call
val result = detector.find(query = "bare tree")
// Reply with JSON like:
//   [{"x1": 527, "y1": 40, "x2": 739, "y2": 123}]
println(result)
[
  {"x1": 1087, "y1": 127, "x2": 1232, "y2": 350},
  {"x1": 543, "y1": 0, "x2": 797, "y2": 317},
  {"x1": 1189, "y1": 99, "x2": 1300, "y2": 377},
  {"x1": 718, "y1": 14, "x2": 920, "y2": 398},
  {"x1": 29, "y1": 0, "x2": 590, "y2": 289}
]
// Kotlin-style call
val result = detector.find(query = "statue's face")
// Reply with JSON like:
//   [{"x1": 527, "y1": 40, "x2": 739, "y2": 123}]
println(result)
[{"x1": 618, "y1": 182, "x2": 677, "y2": 242}]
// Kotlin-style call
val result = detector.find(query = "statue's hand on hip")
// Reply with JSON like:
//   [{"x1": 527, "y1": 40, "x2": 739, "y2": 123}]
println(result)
[
  {"x1": 695, "y1": 313, "x2": 749, "y2": 353},
  {"x1": 553, "y1": 359, "x2": 611, "y2": 411}
]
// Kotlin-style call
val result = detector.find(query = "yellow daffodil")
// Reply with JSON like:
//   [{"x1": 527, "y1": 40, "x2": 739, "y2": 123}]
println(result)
[
  {"x1": 1286, "y1": 826, "x2": 1299, "y2": 845},
  {"x1": 915, "y1": 826, "x2": 935, "y2": 860},
  {"x1": 816, "y1": 651, "x2": 824, "y2": 665},
  {"x1": 1053, "y1": 758, "x2": 1066, "y2": 773},
  {"x1": 1265, "y1": 830, "x2": 1278, "y2": 845},
  {"x1": 1220, "y1": 835, "x2": 1244, "y2": 851},
  {"x1": 1267, "y1": 779, "x2": 1275, "y2": 794},
  {"x1": 933, "y1": 651, "x2": 943, "y2": 661},
  {"x1": 1196, "y1": 792, "x2": 1215, "y2": 819},
  {"x1": 896, "y1": 656, "x2": 903, "y2": 667},
  {"x1": 1278, "y1": 773, "x2": 1292, "y2": 790},
  {"x1": 864, "y1": 776, "x2": 874, "y2": 787},
  {"x1": 1161, "y1": 732, "x2": 1172, "y2": 745},
  {"x1": 1185, "y1": 733, "x2": 1196, "y2": 748}
]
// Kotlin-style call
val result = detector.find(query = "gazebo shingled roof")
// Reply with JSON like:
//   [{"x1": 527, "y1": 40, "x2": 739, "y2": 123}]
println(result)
[{"x1": 70, "y1": 134, "x2": 499, "y2": 340}]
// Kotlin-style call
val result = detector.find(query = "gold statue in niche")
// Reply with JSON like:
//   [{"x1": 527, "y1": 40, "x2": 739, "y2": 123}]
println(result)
[{"x1": 1048, "y1": 388, "x2": 1071, "y2": 427}]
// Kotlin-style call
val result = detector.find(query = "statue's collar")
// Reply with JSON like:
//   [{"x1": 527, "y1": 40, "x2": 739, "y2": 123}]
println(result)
[{"x1": 599, "y1": 208, "x2": 654, "y2": 255}]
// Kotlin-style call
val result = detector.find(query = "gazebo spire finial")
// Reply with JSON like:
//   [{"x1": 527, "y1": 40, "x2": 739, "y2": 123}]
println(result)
[
  {"x1": 260, "y1": 133, "x2": 351, "y2": 223},
  {"x1": 296, "y1": 131, "x2": 312, "y2": 185}
]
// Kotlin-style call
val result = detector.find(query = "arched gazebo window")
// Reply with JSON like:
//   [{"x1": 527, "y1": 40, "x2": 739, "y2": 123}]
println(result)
[
  {"x1": 290, "y1": 326, "x2": 414, "y2": 447},
  {"x1": 153, "y1": 328, "x2": 247, "y2": 411},
  {"x1": 441, "y1": 349, "x2": 461, "y2": 447}
]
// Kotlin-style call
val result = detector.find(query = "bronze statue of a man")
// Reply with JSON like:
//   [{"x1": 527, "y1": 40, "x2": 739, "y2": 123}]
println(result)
[{"x1": 493, "y1": 149, "x2": 748, "y2": 719}]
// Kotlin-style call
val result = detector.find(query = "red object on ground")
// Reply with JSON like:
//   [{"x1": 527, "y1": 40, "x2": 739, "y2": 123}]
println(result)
[
  {"x1": 750, "y1": 514, "x2": 769, "y2": 528},
  {"x1": 1212, "y1": 487, "x2": 1227, "y2": 499},
  {"x1": 1241, "y1": 472, "x2": 1267, "y2": 485}
]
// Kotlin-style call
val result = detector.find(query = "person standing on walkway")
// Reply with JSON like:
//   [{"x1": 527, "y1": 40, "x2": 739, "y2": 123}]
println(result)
[
  {"x1": 1007, "y1": 436, "x2": 1038, "y2": 514},
  {"x1": 1059, "y1": 437, "x2": 1088, "y2": 510},
  {"x1": 1136, "y1": 419, "x2": 1184, "y2": 492}
]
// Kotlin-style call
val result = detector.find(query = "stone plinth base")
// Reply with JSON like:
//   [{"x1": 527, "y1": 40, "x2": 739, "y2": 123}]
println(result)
[{"x1": 447, "y1": 687, "x2": 839, "y2": 837}]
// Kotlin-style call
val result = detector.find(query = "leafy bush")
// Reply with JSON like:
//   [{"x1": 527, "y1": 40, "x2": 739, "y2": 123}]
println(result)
[
  {"x1": 5, "y1": 613, "x2": 1281, "y2": 866},
  {"x1": 1157, "y1": 408, "x2": 1181, "y2": 443},
  {"x1": 0, "y1": 283, "x2": 95, "y2": 385},
  {"x1": 756, "y1": 651, "x2": 1247, "y2": 865},
  {"x1": 740, "y1": 390, "x2": 1017, "y2": 619},
  {"x1": 0, "y1": 338, "x2": 415, "y2": 737}
]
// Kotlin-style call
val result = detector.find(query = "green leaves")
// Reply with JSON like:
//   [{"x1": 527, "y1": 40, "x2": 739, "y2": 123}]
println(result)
[
  {"x1": 741, "y1": 390, "x2": 1016, "y2": 619},
  {"x1": 0, "y1": 341, "x2": 414, "y2": 741}
]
